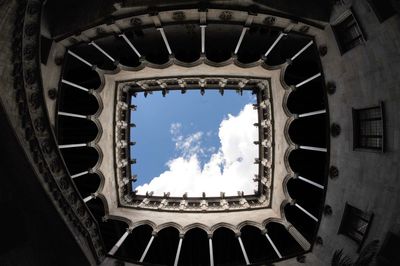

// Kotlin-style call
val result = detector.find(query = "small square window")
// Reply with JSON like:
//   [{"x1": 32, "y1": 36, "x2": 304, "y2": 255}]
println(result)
[
  {"x1": 338, "y1": 203, "x2": 374, "y2": 251},
  {"x1": 367, "y1": 0, "x2": 396, "y2": 23},
  {"x1": 352, "y1": 102, "x2": 385, "y2": 152},
  {"x1": 332, "y1": 10, "x2": 366, "y2": 54}
]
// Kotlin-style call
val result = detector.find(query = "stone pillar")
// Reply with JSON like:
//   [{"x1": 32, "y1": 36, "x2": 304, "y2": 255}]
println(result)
[
  {"x1": 108, "y1": 228, "x2": 132, "y2": 256},
  {"x1": 287, "y1": 224, "x2": 311, "y2": 251},
  {"x1": 263, "y1": 229, "x2": 282, "y2": 259},
  {"x1": 264, "y1": 32, "x2": 286, "y2": 57},
  {"x1": 291, "y1": 40, "x2": 313, "y2": 61},
  {"x1": 236, "y1": 233, "x2": 250, "y2": 265},
  {"x1": 139, "y1": 232, "x2": 156, "y2": 262},
  {"x1": 174, "y1": 235, "x2": 184, "y2": 266},
  {"x1": 208, "y1": 235, "x2": 214, "y2": 266}
]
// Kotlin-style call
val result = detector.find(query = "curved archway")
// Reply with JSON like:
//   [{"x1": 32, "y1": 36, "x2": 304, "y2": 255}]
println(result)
[
  {"x1": 62, "y1": 55, "x2": 102, "y2": 90},
  {"x1": 236, "y1": 26, "x2": 280, "y2": 64},
  {"x1": 98, "y1": 219, "x2": 129, "y2": 254},
  {"x1": 85, "y1": 197, "x2": 105, "y2": 221},
  {"x1": 69, "y1": 44, "x2": 117, "y2": 71},
  {"x1": 284, "y1": 59, "x2": 320, "y2": 86},
  {"x1": 213, "y1": 227, "x2": 244, "y2": 266},
  {"x1": 73, "y1": 173, "x2": 101, "y2": 198},
  {"x1": 289, "y1": 149, "x2": 327, "y2": 185},
  {"x1": 265, "y1": 222, "x2": 303, "y2": 258},
  {"x1": 60, "y1": 146, "x2": 99, "y2": 173},
  {"x1": 145, "y1": 226, "x2": 180, "y2": 265},
  {"x1": 287, "y1": 178, "x2": 324, "y2": 220},
  {"x1": 288, "y1": 115, "x2": 327, "y2": 147},
  {"x1": 286, "y1": 78, "x2": 325, "y2": 114},
  {"x1": 58, "y1": 86, "x2": 99, "y2": 116},
  {"x1": 284, "y1": 203, "x2": 318, "y2": 243},
  {"x1": 179, "y1": 227, "x2": 209, "y2": 266},
  {"x1": 240, "y1": 225, "x2": 278, "y2": 263},
  {"x1": 115, "y1": 224, "x2": 153, "y2": 261},
  {"x1": 165, "y1": 24, "x2": 201, "y2": 63},
  {"x1": 206, "y1": 24, "x2": 241, "y2": 63},
  {"x1": 133, "y1": 27, "x2": 170, "y2": 65},
  {"x1": 57, "y1": 116, "x2": 99, "y2": 144}
]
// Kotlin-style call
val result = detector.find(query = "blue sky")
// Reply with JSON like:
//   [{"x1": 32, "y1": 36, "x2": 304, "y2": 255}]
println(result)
[{"x1": 130, "y1": 89, "x2": 258, "y2": 197}]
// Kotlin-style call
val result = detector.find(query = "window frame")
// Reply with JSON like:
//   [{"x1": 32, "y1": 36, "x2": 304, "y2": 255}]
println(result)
[
  {"x1": 331, "y1": 8, "x2": 366, "y2": 55},
  {"x1": 367, "y1": 0, "x2": 397, "y2": 23},
  {"x1": 338, "y1": 202, "x2": 374, "y2": 252},
  {"x1": 352, "y1": 101, "x2": 385, "y2": 153}
]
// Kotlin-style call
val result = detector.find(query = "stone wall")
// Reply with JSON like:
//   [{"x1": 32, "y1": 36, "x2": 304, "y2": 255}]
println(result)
[{"x1": 276, "y1": 0, "x2": 400, "y2": 265}]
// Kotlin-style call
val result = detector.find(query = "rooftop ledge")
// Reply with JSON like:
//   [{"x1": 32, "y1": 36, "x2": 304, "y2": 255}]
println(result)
[{"x1": 91, "y1": 59, "x2": 294, "y2": 227}]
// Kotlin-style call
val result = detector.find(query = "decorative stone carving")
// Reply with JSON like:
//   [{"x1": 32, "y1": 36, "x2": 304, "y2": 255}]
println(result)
[
  {"x1": 12, "y1": 0, "x2": 105, "y2": 261},
  {"x1": 319, "y1": 45, "x2": 328, "y2": 56},
  {"x1": 130, "y1": 17, "x2": 142, "y2": 26},
  {"x1": 264, "y1": 16, "x2": 276, "y2": 26},
  {"x1": 323, "y1": 205, "x2": 332, "y2": 216},
  {"x1": 48, "y1": 88, "x2": 57, "y2": 99},
  {"x1": 329, "y1": 166, "x2": 339, "y2": 180},
  {"x1": 326, "y1": 81, "x2": 336, "y2": 95},
  {"x1": 172, "y1": 11, "x2": 186, "y2": 21},
  {"x1": 297, "y1": 255, "x2": 306, "y2": 263},
  {"x1": 331, "y1": 123, "x2": 341, "y2": 137},
  {"x1": 315, "y1": 236, "x2": 323, "y2": 246},
  {"x1": 24, "y1": 44, "x2": 36, "y2": 60},
  {"x1": 299, "y1": 25, "x2": 310, "y2": 33},
  {"x1": 114, "y1": 77, "x2": 273, "y2": 212},
  {"x1": 219, "y1": 11, "x2": 232, "y2": 21}
]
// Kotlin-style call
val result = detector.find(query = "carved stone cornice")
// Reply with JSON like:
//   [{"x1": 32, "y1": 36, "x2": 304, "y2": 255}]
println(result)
[
  {"x1": 114, "y1": 76, "x2": 273, "y2": 212},
  {"x1": 12, "y1": 0, "x2": 105, "y2": 263}
]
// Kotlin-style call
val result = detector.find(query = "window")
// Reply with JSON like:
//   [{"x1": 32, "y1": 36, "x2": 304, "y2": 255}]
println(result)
[
  {"x1": 352, "y1": 102, "x2": 385, "y2": 152},
  {"x1": 332, "y1": 10, "x2": 366, "y2": 54},
  {"x1": 338, "y1": 203, "x2": 374, "y2": 251},
  {"x1": 367, "y1": 0, "x2": 396, "y2": 23}
]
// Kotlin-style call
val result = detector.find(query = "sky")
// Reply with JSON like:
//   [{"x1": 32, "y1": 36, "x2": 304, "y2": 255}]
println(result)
[{"x1": 130, "y1": 89, "x2": 258, "y2": 197}]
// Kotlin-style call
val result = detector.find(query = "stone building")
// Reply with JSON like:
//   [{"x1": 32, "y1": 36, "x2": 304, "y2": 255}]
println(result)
[{"x1": 0, "y1": 0, "x2": 399, "y2": 265}]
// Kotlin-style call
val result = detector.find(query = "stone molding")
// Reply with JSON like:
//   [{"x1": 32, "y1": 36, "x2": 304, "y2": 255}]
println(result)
[{"x1": 12, "y1": 0, "x2": 105, "y2": 262}]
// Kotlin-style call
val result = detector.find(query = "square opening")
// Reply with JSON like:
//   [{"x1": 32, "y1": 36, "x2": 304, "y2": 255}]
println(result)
[{"x1": 128, "y1": 87, "x2": 262, "y2": 198}]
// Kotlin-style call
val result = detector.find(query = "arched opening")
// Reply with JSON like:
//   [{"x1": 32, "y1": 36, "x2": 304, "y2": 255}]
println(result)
[
  {"x1": 206, "y1": 24, "x2": 241, "y2": 62},
  {"x1": 92, "y1": 34, "x2": 141, "y2": 68},
  {"x1": 99, "y1": 219, "x2": 129, "y2": 254},
  {"x1": 179, "y1": 228, "x2": 209, "y2": 266},
  {"x1": 116, "y1": 224, "x2": 153, "y2": 261},
  {"x1": 60, "y1": 146, "x2": 99, "y2": 173},
  {"x1": 58, "y1": 85, "x2": 99, "y2": 115},
  {"x1": 265, "y1": 33, "x2": 312, "y2": 66},
  {"x1": 114, "y1": 32, "x2": 142, "y2": 67},
  {"x1": 165, "y1": 24, "x2": 201, "y2": 63},
  {"x1": 289, "y1": 149, "x2": 327, "y2": 185},
  {"x1": 62, "y1": 55, "x2": 101, "y2": 90},
  {"x1": 213, "y1": 227, "x2": 244, "y2": 266},
  {"x1": 265, "y1": 222, "x2": 303, "y2": 257},
  {"x1": 284, "y1": 60, "x2": 320, "y2": 86},
  {"x1": 133, "y1": 27, "x2": 170, "y2": 65},
  {"x1": 287, "y1": 178, "x2": 324, "y2": 219},
  {"x1": 288, "y1": 115, "x2": 327, "y2": 147},
  {"x1": 73, "y1": 173, "x2": 101, "y2": 198},
  {"x1": 286, "y1": 79, "x2": 325, "y2": 114},
  {"x1": 284, "y1": 203, "x2": 318, "y2": 243},
  {"x1": 57, "y1": 116, "x2": 98, "y2": 144},
  {"x1": 69, "y1": 43, "x2": 117, "y2": 71},
  {"x1": 145, "y1": 227, "x2": 180, "y2": 265},
  {"x1": 85, "y1": 197, "x2": 105, "y2": 221},
  {"x1": 240, "y1": 225, "x2": 278, "y2": 263},
  {"x1": 236, "y1": 26, "x2": 279, "y2": 64}
]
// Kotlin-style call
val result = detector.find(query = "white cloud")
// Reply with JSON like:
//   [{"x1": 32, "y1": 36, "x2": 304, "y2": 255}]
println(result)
[
  {"x1": 136, "y1": 104, "x2": 259, "y2": 197},
  {"x1": 174, "y1": 131, "x2": 204, "y2": 158},
  {"x1": 169, "y1": 122, "x2": 182, "y2": 135}
]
